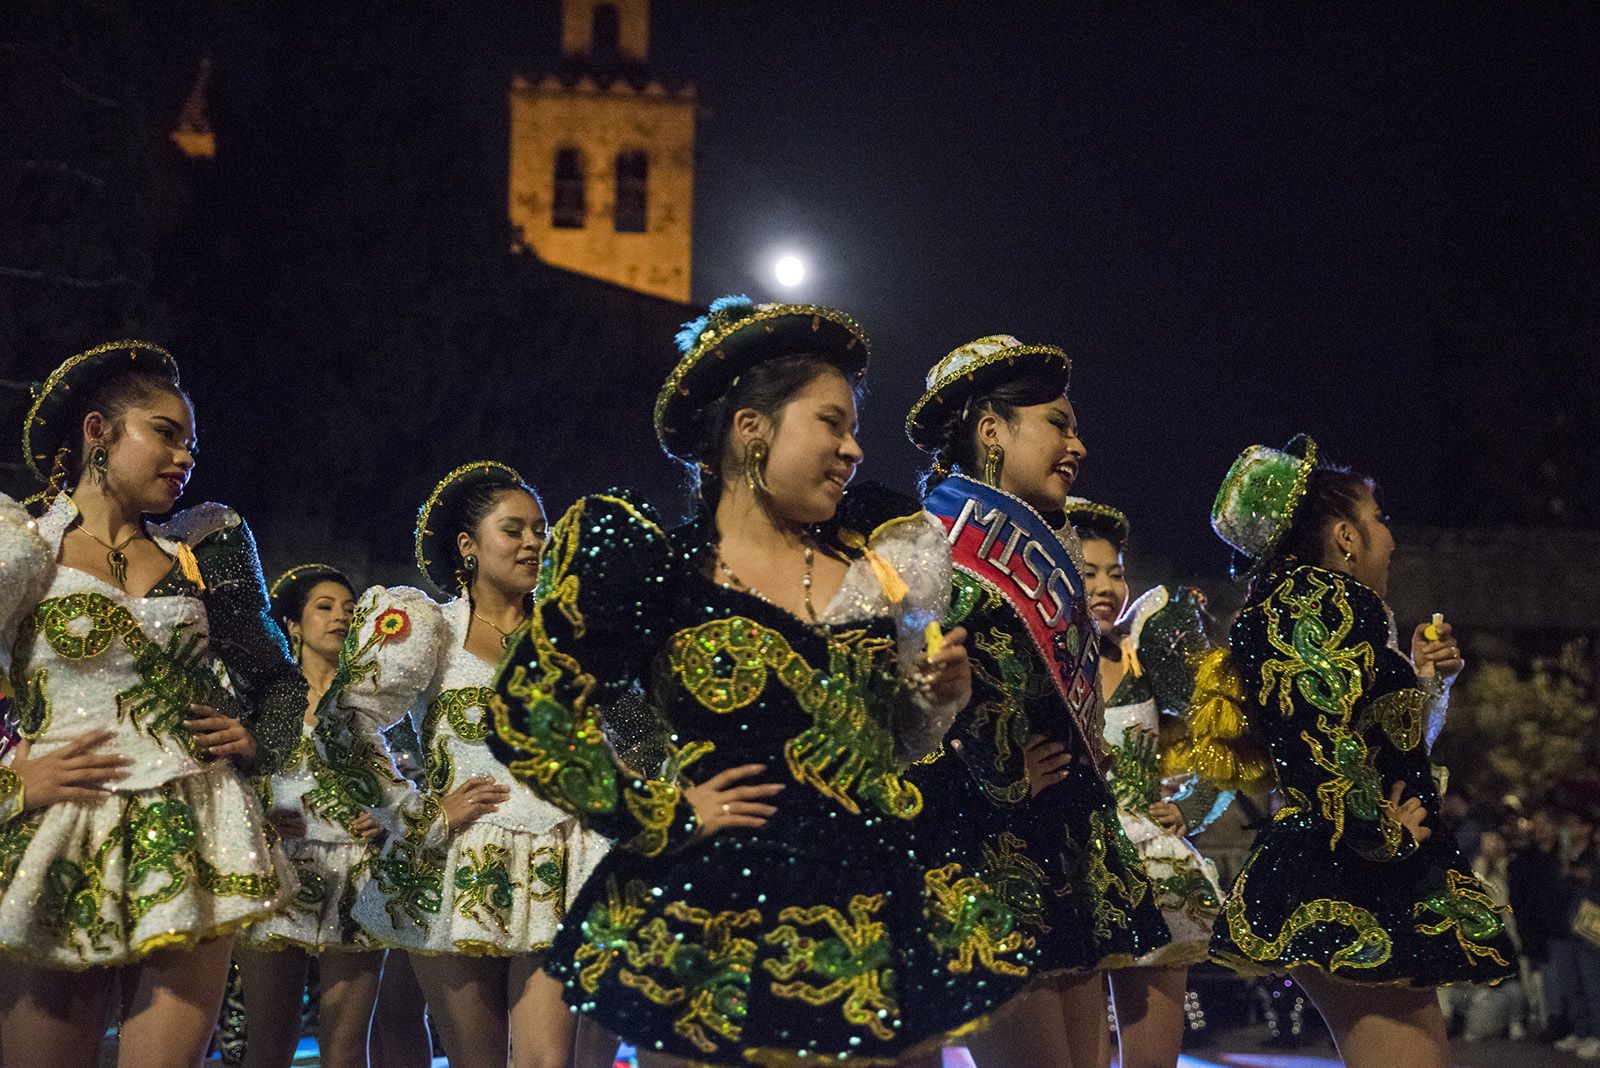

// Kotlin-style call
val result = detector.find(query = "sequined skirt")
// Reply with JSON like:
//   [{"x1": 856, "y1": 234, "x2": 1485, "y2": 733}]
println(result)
[
  {"x1": 0, "y1": 763, "x2": 292, "y2": 970},
  {"x1": 549, "y1": 805, "x2": 1036, "y2": 1066},
  {"x1": 912, "y1": 753, "x2": 1171, "y2": 976},
  {"x1": 1211, "y1": 814, "x2": 1518, "y2": 986},
  {"x1": 353, "y1": 814, "x2": 606, "y2": 956},
  {"x1": 1113, "y1": 806, "x2": 1224, "y2": 969},
  {"x1": 240, "y1": 836, "x2": 376, "y2": 953}
]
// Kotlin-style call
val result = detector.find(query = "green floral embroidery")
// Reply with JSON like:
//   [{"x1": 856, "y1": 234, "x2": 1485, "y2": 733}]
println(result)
[
  {"x1": 764, "y1": 893, "x2": 899, "y2": 1041},
  {"x1": 125, "y1": 790, "x2": 200, "y2": 921},
  {"x1": 528, "y1": 844, "x2": 566, "y2": 911},
  {"x1": 1084, "y1": 810, "x2": 1150, "y2": 939},
  {"x1": 453, "y1": 843, "x2": 520, "y2": 931},
  {"x1": 41, "y1": 832, "x2": 122, "y2": 954},
  {"x1": 924, "y1": 863, "x2": 1034, "y2": 978},
  {"x1": 969, "y1": 628, "x2": 1036, "y2": 804},
  {"x1": 981, "y1": 830, "x2": 1050, "y2": 933},
  {"x1": 1153, "y1": 866, "x2": 1221, "y2": 925},
  {"x1": 422, "y1": 686, "x2": 494, "y2": 794},
  {"x1": 1110, "y1": 723, "x2": 1161, "y2": 811},
  {"x1": 1414, "y1": 870, "x2": 1510, "y2": 966}
]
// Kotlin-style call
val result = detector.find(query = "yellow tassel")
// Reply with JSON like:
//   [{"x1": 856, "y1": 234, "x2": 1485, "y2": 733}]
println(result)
[
  {"x1": 1167, "y1": 648, "x2": 1276, "y2": 794},
  {"x1": 175, "y1": 543, "x2": 206, "y2": 591},
  {"x1": 1121, "y1": 635, "x2": 1143, "y2": 678},
  {"x1": 839, "y1": 530, "x2": 910, "y2": 605}
]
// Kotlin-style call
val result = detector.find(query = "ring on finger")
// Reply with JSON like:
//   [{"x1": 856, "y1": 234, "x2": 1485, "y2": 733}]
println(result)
[{"x1": 721, "y1": 802, "x2": 730, "y2": 816}]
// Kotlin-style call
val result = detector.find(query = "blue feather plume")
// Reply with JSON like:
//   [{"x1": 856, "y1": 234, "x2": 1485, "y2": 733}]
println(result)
[{"x1": 675, "y1": 293, "x2": 758, "y2": 354}]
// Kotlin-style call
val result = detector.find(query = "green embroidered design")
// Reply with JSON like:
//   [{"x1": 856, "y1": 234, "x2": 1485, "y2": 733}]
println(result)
[
  {"x1": 1084, "y1": 810, "x2": 1150, "y2": 939},
  {"x1": 1359, "y1": 688, "x2": 1429, "y2": 752},
  {"x1": 668, "y1": 618, "x2": 923, "y2": 820},
  {"x1": 421, "y1": 686, "x2": 494, "y2": 794},
  {"x1": 764, "y1": 894, "x2": 899, "y2": 1041},
  {"x1": 969, "y1": 627, "x2": 1036, "y2": 805},
  {"x1": 453, "y1": 843, "x2": 520, "y2": 931},
  {"x1": 946, "y1": 570, "x2": 995, "y2": 628},
  {"x1": 924, "y1": 863, "x2": 1034, "y2": 977},
  {"x1": 292, "y1": 861, "x2": 328, "y2": 911},
  {"x1": 1223, "y1": 876, "x2": 1391, "y2": 971},
  {"x1": 0, "y1": 814, "x2": 42, "y2": 894},
  {"x1": 527, "y1": 844, "x2": 566, "y2": 909},
  {"x1": 125, "y1": 790, "x2": 200, "y2": 921},
  {"x1": 1153, "y1": 866, "x2": 1221, "y2": 925},
  {"x1": 1110, "y1": 722, "x2": 1161, "y2": 810},
  {"x1": 981, "y1": 830, "x2": 1050, "y2": 933},
  {"x1": 41, "y1": 831, "x2": 122, "y2": 954},
  {"x1": 1257, "y1": 571, "x2": 1375, "y2": 722},
  {"x1": 1414, "y1": 870, "x2": 1510, "y2": 966},
  {"x1": 572, "y1": 876, "x2": 760, "y2": 1054},
  {"x1": 374, "y1": 797, "x2": 446, "y2": 930}
]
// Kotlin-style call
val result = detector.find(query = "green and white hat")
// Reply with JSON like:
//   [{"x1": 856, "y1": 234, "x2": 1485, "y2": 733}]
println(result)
[
  {"x1": 1211, "y1": 434, "x2": 1319, "y2": 569},
  {"x1": 905, "y1": 334, "x2": 1071, "y2": 452}
]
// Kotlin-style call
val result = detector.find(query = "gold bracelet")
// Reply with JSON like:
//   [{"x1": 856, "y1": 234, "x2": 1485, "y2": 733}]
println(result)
[{"x1": 0, "y1": 764, "x2": 23, "y2": 825}]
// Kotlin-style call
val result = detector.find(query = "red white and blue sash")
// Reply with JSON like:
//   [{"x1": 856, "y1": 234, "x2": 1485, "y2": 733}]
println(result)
[{"x1": 924, "y1": 474, "x2": 1101, "y2": 748}]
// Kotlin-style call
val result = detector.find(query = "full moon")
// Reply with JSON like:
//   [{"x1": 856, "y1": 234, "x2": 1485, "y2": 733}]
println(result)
[{"x1": 774, "y1": 256, "x2": 805, "y2": 287}]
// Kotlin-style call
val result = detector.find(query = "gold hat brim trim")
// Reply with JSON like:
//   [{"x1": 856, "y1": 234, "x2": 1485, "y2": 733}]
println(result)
[
  {"x1": 654, "y1": 303, "x2": 870, "y2": 462},
  {"x1": 23, "y1": 340, "x2": 180, "y2": 480},
  {"x1": 1064, "y1": 498, "x2": 1130, "y2": 543},
  {"x1": 414, "y1": 460, "x2": 527, "y2": 592},
  {"x1": 268, "y1": 563, "x2": 352, "y2": 604},
  {"x1": 905, "y1": 344, "x2": 1071, "y2": 451}
]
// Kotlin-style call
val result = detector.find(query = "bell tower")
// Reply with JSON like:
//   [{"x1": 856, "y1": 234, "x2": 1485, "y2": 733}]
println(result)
[{"x1": 509, "y1": 0, "x2": 695, "y2": 302}]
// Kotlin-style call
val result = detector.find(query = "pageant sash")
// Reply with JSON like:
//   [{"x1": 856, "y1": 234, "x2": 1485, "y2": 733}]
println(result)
[{"x1": 924, "y1": 474, "x2": 1101, "y2": 746}]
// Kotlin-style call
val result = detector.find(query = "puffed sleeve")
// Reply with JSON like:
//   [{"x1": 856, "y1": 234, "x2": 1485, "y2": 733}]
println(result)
[
  {"x1": 488, "y1": 492, "x2": 700, "y2": 856},
  {"x1": 311, "y1": 585, "x2": 446, "y2": 845},
  {"x1": 0, "y1": 494, "x2": 53, "y2": 675},
  {"x1": 184, "y1": 507, "x2": 309, "y2": 775},
  {"x1": 1255, "y1": 567, "x2": 1434, "y2": 863}
]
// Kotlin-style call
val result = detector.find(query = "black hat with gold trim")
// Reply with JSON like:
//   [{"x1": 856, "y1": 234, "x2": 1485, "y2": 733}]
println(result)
[
  {"x1": 1064, "y1": 497, "x2": 1130, "y2": 546},
  {"x1": 655, "y1": 294, "x2": 870, "y2": 464},
  {"x1": 415, "y1": 460, "x2": 532, "y2": 596},
  {"x1": 905, "y1": 334, "x2": 1071, "y2": 452},
  {"x1": 23, "y1": 340, "x2": 181, "y2": 480},
  {"x1": 269, "y1": 563, "x2": 356, "y2": 624},
  {"x1": 1211, "y1": 434, "x2": 1319, "y2": 575}
]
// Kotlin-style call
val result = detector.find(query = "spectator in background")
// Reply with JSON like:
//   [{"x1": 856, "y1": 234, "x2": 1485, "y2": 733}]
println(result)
[
  {"x1": 1511, "y1": 809, "x2": 1566, "y2": 1037},
  {"x1": 1549, "y1": 809, "x2": 1600, "y2": 1058},
  {"x1": 1443, "y1": 830, "x2": 1527, "y2": 1040},
  {"x1": 1440, "y1": 787, "x2": 1486, "y2": 860}
]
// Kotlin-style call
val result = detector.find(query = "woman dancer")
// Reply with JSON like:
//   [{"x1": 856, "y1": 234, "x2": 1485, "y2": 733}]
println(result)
[
  {"x1": 906, "y1": 335, "x2": 1170, "y2": 1068},
  {"x1": 1198, "y1": 435, "x2": 1517, "y2": 1067},
  {"x1": 0, "y1": 340, "x2": 302, "y2": 1067},
  {"x1": 326, "y1": 461, "x2": 607, "y2": 1068},
  {"x1": 236, "y1": 564, "x2": 431, "y2": 1068},
  {"x1": 487, "y1": 296, "x2": 1035, "y2": 1066},
  {"x1": 1066, "y1": 498, "x2": 1225, "y2": 1068}
]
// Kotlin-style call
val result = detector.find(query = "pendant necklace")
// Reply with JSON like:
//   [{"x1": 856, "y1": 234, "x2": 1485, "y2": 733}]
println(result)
[
  {"x1": 76, "y1": 525, "x2": 140, "y2": 589},
  {"x1": 716, "y1": 542, "x2": 817, "y2": 623},
  {"x1": 472, "y1": 609, "x2": 523, "y2": 648}
]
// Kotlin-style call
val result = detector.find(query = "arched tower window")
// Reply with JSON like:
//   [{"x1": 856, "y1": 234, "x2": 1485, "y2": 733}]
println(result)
[
  {"x1": 592, "y1": 4, "x2": 621, "y2": 64},
  {"x1": 614, "y1": 149, "x2": 648, "y2": 233},
  {"x1": 553, "y1": 147, "x2": 586, "y2": 229}
]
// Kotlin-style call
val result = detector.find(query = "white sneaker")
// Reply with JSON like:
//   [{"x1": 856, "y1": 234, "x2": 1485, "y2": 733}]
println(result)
[
  {"x1": 1509, "y1": 1021, "x2": 1527, "y2": 1040},
  {"x1": 1556, "y1": 1035, "x2": 1585, "y2": 1052},
  {"x1": 1577, "y1": 1037, "x2": 1600, "y2": 1059}
]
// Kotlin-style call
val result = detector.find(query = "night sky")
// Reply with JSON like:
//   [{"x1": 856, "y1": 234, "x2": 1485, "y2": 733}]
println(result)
[
  {"x1": 649, "y1": 2, "x2": 1599, "y2": 575},
  {"x1": 3, "y1": 3, "x2": 1596, "y2": 581}
]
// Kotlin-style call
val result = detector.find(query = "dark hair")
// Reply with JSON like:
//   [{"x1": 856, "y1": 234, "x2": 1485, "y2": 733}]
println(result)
[
  {"x1": 44, "y1": 370, "x2": 190, "y2": 496},
  {"x1": 918, "y1": 370, "x2": 1066, "y2": 495},
  {"x1": 685, "y1": 354, "x2": 861, "y2": 516},
  {"x1": 274, "y1": 573, "x2": 356, "y2": 634},
  {"x1": 450, "y1": 479, "x2": 542, "y2": 587},
  {"x1": 1072, "y1": 513, "x2": 1127, "y2": 555},
  {"x1": 1250, "y1": 464, "x2": 1377, "y2": 598}
]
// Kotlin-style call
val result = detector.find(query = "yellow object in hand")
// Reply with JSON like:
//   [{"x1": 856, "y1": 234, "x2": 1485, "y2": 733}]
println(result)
[
  {"x1": 925, "y1": 620, "x2": 945, "y2": 658},
  {"x1": 1424, "y1": 612, "x2": 1444, "y2": 642}
]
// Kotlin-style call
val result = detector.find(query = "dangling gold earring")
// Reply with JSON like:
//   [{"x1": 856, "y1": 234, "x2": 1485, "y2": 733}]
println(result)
[
  {"x1": 289, "y1": 629, "x2": 303, "y2": 662},
  {"x1": 1342, "y1": 549, "x2": 1355, "y2": 566},
  {"x1": 89, "y1": 443, "x2": 109, "y2": 484},
  {"x1": 743, "y1": 439, "x2": 770, "y2": 494},
  {"x1": 982, "y1": 444, "x2": 1004, "y2": 486}
]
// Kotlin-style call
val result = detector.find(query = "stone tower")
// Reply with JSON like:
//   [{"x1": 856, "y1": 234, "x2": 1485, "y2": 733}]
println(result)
[{"x1": 509, "y1": 0, "x2": 695, "y2": 302}]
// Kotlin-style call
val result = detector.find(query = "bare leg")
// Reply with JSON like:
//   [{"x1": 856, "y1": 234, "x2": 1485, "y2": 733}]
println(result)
[
  {"x1": 1056, "y1": 972, "x2": 1111, "y2": 1068},
  {"x1": 0, "y1": 958, "x2": 115, "y2": 1068},
  {"x1": 570, "y1": 1013, "x2": 621, "y2": 1068},
  {"x1": 963, "y1": 979, "x2": 1075, "y2": 1068},
  {"x1": 509, "y1": 955, "x2": 576, "y2": 1068},
  {"x1": 371, "y1": 950, "x2": 433, "y2": 1068},
  {"x1": 409, "y1": 953, "x2": 509, "y2": 1068},
  {"x1": 318, "y1": 950, "x2": 385, "y2": 1068},
  {"x1": 119, "y1": 935, "x2": 237, "y2": 1068},
  {"x1": 1108, "y1": 967, "x2": 1187, "y2": 1068},
  {"x1": 235, "y1": 946, "x2": 310, "y2": 1068},
  {"x1": 1293, "y1": 967, "x2": 1449, "y2": 1068}
]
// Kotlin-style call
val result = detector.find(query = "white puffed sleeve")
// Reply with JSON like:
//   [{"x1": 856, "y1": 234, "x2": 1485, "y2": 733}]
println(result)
[{"x1": 0, "y1": 495, "x2": 54, "y2": 674}]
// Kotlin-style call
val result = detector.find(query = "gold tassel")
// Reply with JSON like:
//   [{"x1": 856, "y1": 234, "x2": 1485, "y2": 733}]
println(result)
[
  {"x1": 1164, "y1": 647, "x2": 1275, "y2": 794},
  {"x1": 1121, "y1": 635, "x2": 1143, "y2": 678},
  {"x1": 175, "y1": 543, "x2": 206, "y2": 591},
  {"x1": 838, "y1": 530, "x2": 909, "y2": 604}
]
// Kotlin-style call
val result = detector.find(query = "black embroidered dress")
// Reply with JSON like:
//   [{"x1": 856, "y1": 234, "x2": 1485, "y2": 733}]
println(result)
[
  {"x1": 1211, "y1": 564, "x2": 1517, "y2": 985},
  {"x1": 488, "y1": 490, "x2": 1037, "y2": 1066}
]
